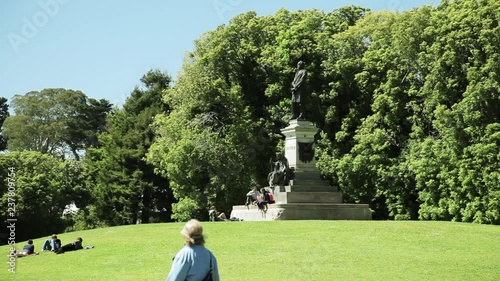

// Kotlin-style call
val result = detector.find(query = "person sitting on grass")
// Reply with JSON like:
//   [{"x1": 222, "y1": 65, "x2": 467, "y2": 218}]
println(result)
[
  {"x1": 209, "y1": 206, "x2": 228, "y2": 222},
  {"x1": 41, "y1": 234, "x2": 61, "y2": 252},
  {"x1": 56, "y1": 237, "x2": 83, "y2": 254},
  {"x1": 16, "y1": 239, "x2": 35, "y2": 257}
]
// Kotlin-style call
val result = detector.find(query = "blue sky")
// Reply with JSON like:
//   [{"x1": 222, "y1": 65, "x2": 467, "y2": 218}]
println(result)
[{"x1": 1, "y1": 0, "x2": 436, "y2": 108}]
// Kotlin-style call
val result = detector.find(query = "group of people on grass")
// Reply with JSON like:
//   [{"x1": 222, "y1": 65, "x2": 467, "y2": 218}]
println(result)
[{"x1": 15, "y1": 234, "x2": 88, "y2": 257}]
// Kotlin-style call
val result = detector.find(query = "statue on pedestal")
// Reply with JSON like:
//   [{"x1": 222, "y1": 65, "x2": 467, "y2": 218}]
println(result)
[{"x1": 290, "y1": 60, "x2": 307, "y2": 120}]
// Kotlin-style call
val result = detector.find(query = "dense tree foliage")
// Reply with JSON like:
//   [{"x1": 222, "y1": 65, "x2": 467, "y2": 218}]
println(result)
[
  {"x1": 3, "y1": 89, "x2": 112, "y2": 160},
  {"x1": 0, "y1": 151, "x2": 84, "y2": 241},
  {"x1": 148, "y1": 7, "x2": 369, "y2": 220},
  {"x1": 1, "y1": 1, "x2": 497, "y2": 227},
  {"x1": 82, "y1": 70, "x2": 174, "y2": 227},
  {"x1": 148, "y1": 0, "x2": 499, "y2": 224},
  {"x1": 316, "y1": 0, "x2": 500, "y2": 223},
  {"x1": 0, "y1": 97, "x2": 9, "y2": 151}
]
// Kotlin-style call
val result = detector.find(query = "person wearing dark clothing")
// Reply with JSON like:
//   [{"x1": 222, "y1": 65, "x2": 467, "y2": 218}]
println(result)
[
  {"x1": 290, "y1": 60, "x2": 307, "y2": 120},
  {"x1": 268, "y1": 152, "x2": 290, "y2": 187},
  {"x1": 209, "y1": 206, "x2": 227, "y2": 222},
  {"x1": 258, "y1": 188, "x2": 274, "y2": 214},
  {"x1": 23, "y1": 240, "x2": 35, "y2": 254},
  {"x1": 56, "y1": 237, "x2": 83, "y2": 254},
  {"x1": 15, "y1": 239, "x2": 35, "y2": 257},
  {"x1": 17, "y1": 239, "x2": 35, "y2": 257}
]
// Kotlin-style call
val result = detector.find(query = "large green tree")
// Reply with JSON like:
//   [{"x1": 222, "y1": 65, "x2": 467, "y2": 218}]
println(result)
[
  {"x1": 3, "y1": 89, "x2": 112, "y2": 159},
  {"x1": 147, "y1": 1, "x2": 499, "y2": 225},
  {"x1": 83, "y1": 70, "x2": 174, "y2": 226},
  {"x1": 316, "y1": 7, "x2": 435, "y2": 219},
  {"x1": 316, "y1": 0, "x2": 500, "y2": 223},
  {"x1": 0, "y1": 151, "x2": 83, "y2": 241},
  {"x1": 0, "y1": 97, "x2": 9, "y2": 151}
]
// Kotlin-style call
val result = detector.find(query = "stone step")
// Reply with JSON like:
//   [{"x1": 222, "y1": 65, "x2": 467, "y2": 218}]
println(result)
[
  {"x1": 232, "y1": 204, "x2": 282, "y2": 211},
  {"x1": 291, "y1": 179, "x2": 330, "y2": 186},
  {"x1": 276, "y1": 192, "x2": 343, "y2": 204},
  {"x1": 273, "y1": 203, "x2": 372, "y2": 220},
  {"x1": 230, "y1": 203, "x2": 372, "y2": 221},
  {"x1": 232, "y1": 203, "x2": 369, "y2": 209},
  {"x1": 291, "y1": 164, "x2": 319, "y2": 171},
  {"x1": 230, "y1": 204, "x2": 284, "y2": 221},
  {"x1": 292, "y1": 172, "x2": 323, "y2": 180},
  {"x1": 285, "y1": 185, "x2": 338, "y2": 192}
]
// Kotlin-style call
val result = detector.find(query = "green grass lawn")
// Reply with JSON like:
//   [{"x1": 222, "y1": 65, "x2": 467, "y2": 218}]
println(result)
[{"x1": 1, "y1": 221, "x2": 499, "y2": 281}]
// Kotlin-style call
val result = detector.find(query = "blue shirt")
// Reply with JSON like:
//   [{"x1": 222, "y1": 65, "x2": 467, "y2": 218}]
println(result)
[
  {"x1": 22, "y1": 244, "x2": 34, "y2": 254},
  {"x1": 166, "y1": 245, "x2": 220, "y2": 281}
]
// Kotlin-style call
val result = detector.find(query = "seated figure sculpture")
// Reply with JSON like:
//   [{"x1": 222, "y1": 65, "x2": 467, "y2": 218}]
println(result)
[{"x1": 268, "y1": 152, "x2": 293, "y2": 187}]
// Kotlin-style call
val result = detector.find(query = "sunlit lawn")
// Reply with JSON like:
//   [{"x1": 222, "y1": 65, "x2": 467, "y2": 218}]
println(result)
[{"x1": 1, "y1": 221, "x2": 499, "y2": 281}]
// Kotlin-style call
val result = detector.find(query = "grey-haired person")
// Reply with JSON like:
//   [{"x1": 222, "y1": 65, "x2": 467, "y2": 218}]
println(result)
[{"x1": 166, "y1": 219, "x2": 220, "y2": 281}]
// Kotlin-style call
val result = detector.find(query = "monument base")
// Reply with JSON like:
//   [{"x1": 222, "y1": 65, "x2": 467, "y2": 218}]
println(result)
[
  {"x1": 230, "y1": 202, "x2": 371, "y2": 221},
  {"x1": 230, "y1": 119, "x2": 372, "y2": 221}
]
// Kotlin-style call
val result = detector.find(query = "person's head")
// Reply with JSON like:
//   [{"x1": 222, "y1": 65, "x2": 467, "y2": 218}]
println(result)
[
  {"x1": 28, "y1": 239, "x2": 33, "y2": 245},
  {"x1": 297, "y1": 60, "x2": 305, "y2": 69},
  {"x1": 180, "y1": 219, "x2": 205, "y2": 246},
  {"x1": 252, "y1": 186, "x2": 258, "y2": 192},
  {"x1": 51, "y1": 234, "x2": 57, "y2": 240},
  {"x1": 210, "y1": 206, "x2": 216, "y2": 211},
  {"x1": 76, "y1": 237, "x2": 83, "y2": 243}
]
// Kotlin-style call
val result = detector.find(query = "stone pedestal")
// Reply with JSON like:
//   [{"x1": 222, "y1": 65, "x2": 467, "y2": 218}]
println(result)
[
  {"x1": 230, "y1": 119, "x2": 372, "y2": 221},
  {"x1": 282, "y1": 119, "x2": 318, "y2": 170}
]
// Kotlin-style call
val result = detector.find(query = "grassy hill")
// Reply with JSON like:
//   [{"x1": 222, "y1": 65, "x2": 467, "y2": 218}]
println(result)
[{"x1": 1, "y1": 221, "x2": 499, "y2": 281}]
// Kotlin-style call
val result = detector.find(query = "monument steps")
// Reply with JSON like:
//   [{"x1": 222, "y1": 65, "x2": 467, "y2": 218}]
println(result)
[
  {"x1": 284, "y1": 185, "x2": 337, "y2": 192},
  {"x1": 277, "y1": 191, "x2": 343, "y2": 203}
]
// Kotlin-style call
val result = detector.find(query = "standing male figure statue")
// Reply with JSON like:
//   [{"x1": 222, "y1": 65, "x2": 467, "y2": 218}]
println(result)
[{"x1": 290, "y1": 60, "x2": 307, "y2": 120}]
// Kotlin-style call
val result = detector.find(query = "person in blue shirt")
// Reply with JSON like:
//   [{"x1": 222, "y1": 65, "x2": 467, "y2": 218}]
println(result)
[
  {"x1": 23, "y1": 239, "x2": 35, "y2": 254},
  {"x1": 41, "y1": 234, "x2": 61, "y2": 252},
  {"x1": 16, "y1": 239, "x2": 35, "y2": 257},
  {"x1": 166, "y1": 219, "x2": 220, "y2": 281}
]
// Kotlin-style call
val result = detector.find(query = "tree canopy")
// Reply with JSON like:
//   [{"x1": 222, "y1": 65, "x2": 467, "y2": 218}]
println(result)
[
  {"x1": 0, "y1": 97, "x2": 9, "y2": 151},
  {"x1": 1, "y1": 0, "x2": 498, "y2": 229},
  {"x1": 82, "y1": 70, "x2": 174, "y2": 227},
  {"x1": 147, "y1": 6, "x2": 370, "y2": 220},
  {"x1": 148, "y1": 0, "x2": 500, "y2": 224},
  {"x1": 0, "y1": 151, "x2": 84, "y2": 241},
  {"x1": 3, "y1": 88, "x2": 112, "y2": 160}
]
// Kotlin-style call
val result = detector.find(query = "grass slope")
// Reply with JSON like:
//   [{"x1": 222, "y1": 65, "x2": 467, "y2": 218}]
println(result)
[{"x1": 1, "y1": 221, "x2": 499, "y2": 281}]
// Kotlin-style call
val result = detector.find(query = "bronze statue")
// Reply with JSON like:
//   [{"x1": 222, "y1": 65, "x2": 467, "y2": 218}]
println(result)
[
  {"x1": 268, "y1": 152, "x2": 292, "y2": 187},
  {"x1": 290, "y1": 61, "x2": 307, "y2": 120}
]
